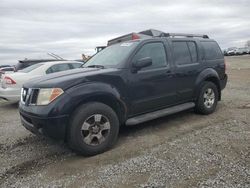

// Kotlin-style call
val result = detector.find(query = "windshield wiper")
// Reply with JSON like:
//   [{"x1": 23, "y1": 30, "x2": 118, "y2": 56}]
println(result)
[{"x1": 85, "y1": 65, "x2": 105, "y2": 69}]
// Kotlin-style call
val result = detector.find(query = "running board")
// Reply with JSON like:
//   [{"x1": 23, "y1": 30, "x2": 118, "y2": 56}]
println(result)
[{"x1": 126, "y1": 102, "x2": 195, "y2": 126}]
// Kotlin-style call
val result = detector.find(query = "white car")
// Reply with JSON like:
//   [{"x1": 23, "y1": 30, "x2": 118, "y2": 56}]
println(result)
[
  {"x1": 0, "y1": 61, "x2": 82, "y2": 103},
  {"x1": 0, "y1": 66, "x2": 15, "y2": 82}
]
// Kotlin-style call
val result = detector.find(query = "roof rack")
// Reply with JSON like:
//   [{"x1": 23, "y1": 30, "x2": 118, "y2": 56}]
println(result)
[
  {"x1": 161, "y1": 33, "x2": 209, "y2": 39},
  {"x1": 139, "y1": 29, "x2": 209, "y2": 39},
  {"x1": 107, "y1": 29, "x2": 209, "y2": 46},
  {"x1": 107, "y1": 32, "x2": 151, "y2": 46}
]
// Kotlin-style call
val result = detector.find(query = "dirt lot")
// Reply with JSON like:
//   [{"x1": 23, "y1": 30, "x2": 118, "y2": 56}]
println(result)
[{"x1": 0, "y1": 56, "x2": 250, "y2": 188}]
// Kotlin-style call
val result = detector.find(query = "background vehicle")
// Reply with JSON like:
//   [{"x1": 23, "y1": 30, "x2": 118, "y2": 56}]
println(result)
[
  {"x1": 240, "y1": 47, "x2": 250, "y2": 54},
  {"x1": 235, "y1": 48, "x2": 245, "y2": 55},
  {"x1": 0, "y1": 66, "x2": 15, "y2": 80},
  {"x1": 226, "y1": 47, "x2": 237, "y2": 56},
  {"x1": 0, "y1": 61, "x2": 82, "y2": 102},
  {"x1": 0, "y1": 65, "x2": 13, "y2": 68},
  {"x1": 246, "y1": 47, "x2": 250, "y2": 54},
  {"x1": 15, "y1": 59, "x2": 65, "y2": 71},
  {"x1": 19, "y1": 29, "x2": 227, "y2": 156}
]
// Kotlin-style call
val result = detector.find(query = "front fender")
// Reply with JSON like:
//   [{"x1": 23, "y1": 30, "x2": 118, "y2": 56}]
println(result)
[{"x1": 64, "y1": 82, "x2": 127, "y2": 118}]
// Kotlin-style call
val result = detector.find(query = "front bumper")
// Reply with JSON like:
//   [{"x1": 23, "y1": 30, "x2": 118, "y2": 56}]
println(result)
[
  {"x1": 0, "y1": 87, "x2": 20, "y2": 102},
  {"x1": 20, "y1": 110, "x2": 69, "y2": 140},
  {"x1": 220, "y1": 74, "x2": 228, "y2": 90}
]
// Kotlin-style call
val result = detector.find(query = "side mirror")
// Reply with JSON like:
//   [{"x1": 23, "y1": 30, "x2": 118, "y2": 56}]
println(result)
[{"x1": 133, "y1": 57, "x2": 152, "y2": 72}]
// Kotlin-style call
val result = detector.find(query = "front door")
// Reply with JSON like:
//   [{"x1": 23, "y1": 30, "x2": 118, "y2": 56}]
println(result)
[{"x1": 127, "y1": 41, "x2": 177, "y2": 116}]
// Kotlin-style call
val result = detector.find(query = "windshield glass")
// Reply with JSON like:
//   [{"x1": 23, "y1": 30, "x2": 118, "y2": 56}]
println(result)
[
  {"x1": 19, "y1": 63, "x2": 43, "y2": 73},
  {"x1": 84, "y1": 41, "x2": 138, "y2": 68}
]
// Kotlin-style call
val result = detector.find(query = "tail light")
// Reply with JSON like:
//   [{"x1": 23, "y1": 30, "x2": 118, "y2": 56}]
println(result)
[
  {"x1": 4, "y1": 76, "x2": 16, "y2": 85},
  {"x1": 132, "y1": 33, "x2": 140, "y2": 40}
]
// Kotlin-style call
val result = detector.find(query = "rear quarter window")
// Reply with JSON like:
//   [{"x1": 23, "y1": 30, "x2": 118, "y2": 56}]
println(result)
[
  {"x1": 201, "y1": 41, "x2": 223, "y2": 60},
  {"x1": 70, "y1": 63, "x2": 82, "y2": 69}
]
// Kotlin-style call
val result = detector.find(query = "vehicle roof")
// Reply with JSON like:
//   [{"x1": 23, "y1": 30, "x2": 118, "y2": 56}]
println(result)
[
  {"x1": 18, "y1": 60, "x2": 83, "y2": 74},
  {"x1": 18, "y1": 59, "x2": 65, "y2": 63},
  {"x1": 123, "y1": 37, "x2": 215, "y2": 44},
  {"x1": 37, "y1": 60, "x2": 82, "y2": 66}
]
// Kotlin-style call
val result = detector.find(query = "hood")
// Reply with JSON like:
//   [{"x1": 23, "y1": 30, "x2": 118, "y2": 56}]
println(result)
[{"x1": 23, "y1": 67, "x2": 119, "y2": 90}]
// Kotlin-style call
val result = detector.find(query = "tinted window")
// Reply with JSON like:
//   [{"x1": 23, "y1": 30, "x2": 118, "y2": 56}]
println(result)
[
  {"x1": 15, "y1": 63, "x2": 29, "y2": 70},
  {"x1": 70, "y1": 63, "x2": 82, "y2": 69},
  {"x1": 46, "y1": 64, "x2": 71, "y2": 74},
  {"x1": 201, "y1": 41, "x2": 223, "y2": 60},
  {"x1": 173, "y1": 42, "x2": 192, "y2": 65},
  {"x1": 187, "y1": 42, "x2": 198, "y2": 62},
  {"x1": 133, "y1": 42, "x2": 167, "y2": 70}
]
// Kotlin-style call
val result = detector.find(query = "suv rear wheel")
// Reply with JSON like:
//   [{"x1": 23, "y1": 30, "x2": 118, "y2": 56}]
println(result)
[
  {"x1": 68, "y1": 102, "x2": 120, "y2": 156},
  {"x1": 195, "y1": 81, "x2": 219, "y2": 115}
]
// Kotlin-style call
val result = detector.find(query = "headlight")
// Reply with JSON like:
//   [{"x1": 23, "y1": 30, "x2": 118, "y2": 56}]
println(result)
[{"x1": 36, "y1": 88, "x2": 64, "y2": 105}]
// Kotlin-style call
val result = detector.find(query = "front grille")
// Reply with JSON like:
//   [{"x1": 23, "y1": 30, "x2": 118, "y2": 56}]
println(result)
[
  {"x1": 21, "y1": 88, "x2": 39, "y2": 105},
  {"x1": 30, "y1": 89, "x2": 39, "y2": 105}
]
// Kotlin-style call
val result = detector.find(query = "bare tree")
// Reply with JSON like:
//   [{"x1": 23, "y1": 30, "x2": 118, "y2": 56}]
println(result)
[{"x1": 245, "y1": 40, "x2": 250, "y2": 47}]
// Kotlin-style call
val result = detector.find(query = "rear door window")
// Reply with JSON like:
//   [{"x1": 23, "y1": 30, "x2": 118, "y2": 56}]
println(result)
[
  {"x1": 201, "y1": 41, "x2": 223, "y2": 60},
  {"x1": 46, "y1": 64, "x2": 71, "y2": 74},
  {"x1": 70, "y1": 63, "x2": 82, "y2": 69},
  {"x1": 187, "y1": 42, "x2": 198, "y2": 63},
  {"x1": 172, "y1": 41, "x2": 198, "y2": 65},
  {"x1": 172, "y1": 42, "x2": 192, "y2": 65}
]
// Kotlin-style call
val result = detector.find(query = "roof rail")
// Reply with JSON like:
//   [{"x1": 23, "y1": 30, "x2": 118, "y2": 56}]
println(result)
[
  {"x1": 107, "y1": 29, "x2": 209, "y2": 46},
  {"x1": 161, "y1": 33, "x2": 209, "y2": 39},
  {"x1": 139, "y1": 29, "x2": 209, "y2": 39}
]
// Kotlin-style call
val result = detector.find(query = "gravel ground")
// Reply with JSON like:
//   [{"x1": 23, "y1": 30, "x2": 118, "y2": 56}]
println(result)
[{"x1": 0, "y1": 55, "x2": 250, "y2": 187}]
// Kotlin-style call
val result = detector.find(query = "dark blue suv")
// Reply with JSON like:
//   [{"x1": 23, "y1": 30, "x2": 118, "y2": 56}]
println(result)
[{"x1": 19, "y1": 29, "x2": 227, "y2": 155}]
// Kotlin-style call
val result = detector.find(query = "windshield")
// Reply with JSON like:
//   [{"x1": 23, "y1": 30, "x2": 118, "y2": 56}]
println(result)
[
  {"x1": 84, "y1": 41, "x2": 138, "y2": 68},
  {"x1": 19, "y1": 63, "x2": 43, "y2": 73}
]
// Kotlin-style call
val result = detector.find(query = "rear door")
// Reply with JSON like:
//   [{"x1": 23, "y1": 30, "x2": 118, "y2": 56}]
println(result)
[
  {"x1": 170, "y1": 39, "x2": 202, "y2": 102},
  {"x1": 127, "y1": 40, "x2": 176, "y2": 115}
]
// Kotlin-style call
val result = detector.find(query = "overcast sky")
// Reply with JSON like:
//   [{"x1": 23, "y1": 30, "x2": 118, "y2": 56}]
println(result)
[{"x1": 0, "y1": 0, "x2": 250, "y2": 65}]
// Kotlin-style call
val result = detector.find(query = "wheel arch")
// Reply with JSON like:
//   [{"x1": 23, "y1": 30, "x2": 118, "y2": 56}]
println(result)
[
  {"x1": 65, "y1": 82, "x2": 128, "y2": 125},
  {"x1": 70, "y1": 94, "x2": 127, "y2": 125},
  {"x1": 195, "y1": 68, "x2": 221, "y2": 101}
]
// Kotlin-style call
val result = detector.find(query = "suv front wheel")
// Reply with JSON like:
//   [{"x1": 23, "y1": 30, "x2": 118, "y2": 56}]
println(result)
[
  {"x1": 68, "y1": 102, "x2": 120, "y2": 156},
  {"x1": 195, "y1": 81, "x2": 219, "y2": 115}
]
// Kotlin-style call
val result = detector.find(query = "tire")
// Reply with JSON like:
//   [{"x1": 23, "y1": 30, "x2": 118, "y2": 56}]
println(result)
[
  {"x1": 195, "y1": 81, "x2": 219, "y2": 115},
  {"x1": 68, "y1": 102, "x2": 120, "y2": 156}
]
